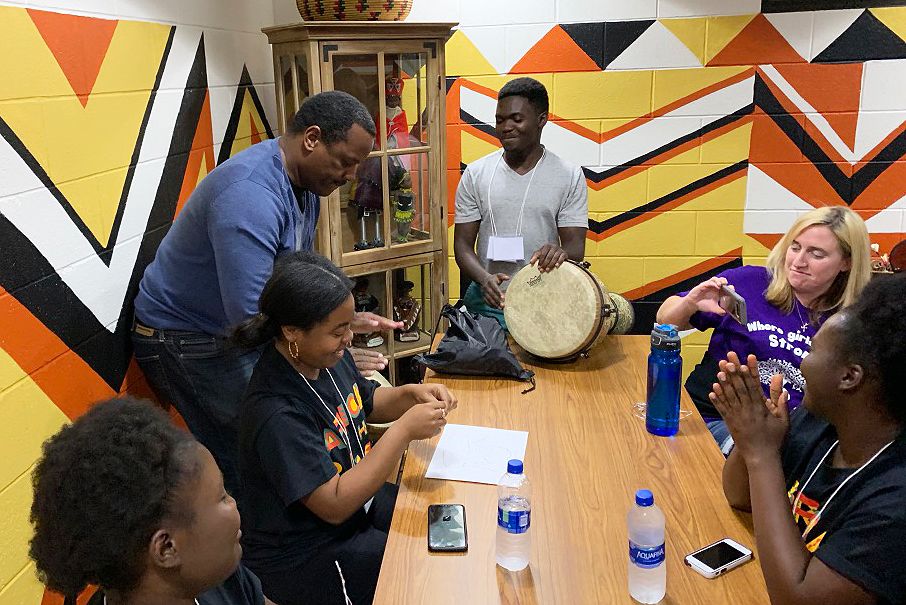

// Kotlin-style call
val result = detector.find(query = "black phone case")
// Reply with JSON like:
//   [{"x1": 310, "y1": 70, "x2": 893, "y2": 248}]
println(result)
[{"x1": 427, "y1": 504, "x2": 468, "y2": 552}]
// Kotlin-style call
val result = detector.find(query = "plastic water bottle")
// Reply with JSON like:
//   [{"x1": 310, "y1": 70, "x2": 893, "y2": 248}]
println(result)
[
  {"x1": 628, "y1": 489, "x2": 666, "y2": 603},
  {"x1": 646, "y1": 323, "x2": 682, "y2": 436},
  {"x1": 496, "y1": 459, "x2": 531, "y2": 571}
]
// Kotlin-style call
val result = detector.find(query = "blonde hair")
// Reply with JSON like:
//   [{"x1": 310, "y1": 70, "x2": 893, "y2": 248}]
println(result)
[{"x1": 765, "y1": 205, "x2": 871, "y2": 315}]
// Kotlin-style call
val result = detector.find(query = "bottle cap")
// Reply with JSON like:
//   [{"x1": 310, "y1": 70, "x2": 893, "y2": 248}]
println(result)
[
  {"x1": 507, "y1": 459, "x2": 524, "y2": 474},
  {"x1": 635, "y1": 489, "x2": 654, "y2": 506},
  {"x1": 651, "y1": 323, "x2": 681, "y2": 351}
]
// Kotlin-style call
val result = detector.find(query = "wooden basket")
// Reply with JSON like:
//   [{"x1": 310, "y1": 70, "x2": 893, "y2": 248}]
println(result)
[{"x1": 296, "y1": 0, "x2": 413, "y2": 21}]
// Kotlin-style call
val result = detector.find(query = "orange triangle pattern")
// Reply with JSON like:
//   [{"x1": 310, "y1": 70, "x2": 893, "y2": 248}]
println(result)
[
  {"x1": 27, "y1": 9, "x2": 118, "y2": 108},
  {"x1": 176, "y1": 91, "x2": 215, "y2": 217},
  {"x1": 709, "y1": 14, "x2": 804, "y2": 67},
  {"x1": 772, "y1": 62, "x2": 863, "y2": 150},
  {"x1": 510, "y1": 25, "x2": 601, "y2": 74},
  {"x1": 250, "y1": 111, "x2": 263, "y2": 145}
]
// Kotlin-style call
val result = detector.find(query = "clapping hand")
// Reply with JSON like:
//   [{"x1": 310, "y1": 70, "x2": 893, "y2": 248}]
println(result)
[{"x1": 709, "y1": 352, "x2": 790, "y2": 461}]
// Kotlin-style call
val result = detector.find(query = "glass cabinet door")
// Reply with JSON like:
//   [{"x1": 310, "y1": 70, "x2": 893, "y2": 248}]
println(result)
[
  {"x1": 323, "y1": 42, "x2": 442, "y2": 265},
  {"x1": 275, "y1": 43, "x2": 313, "y2": 133}
]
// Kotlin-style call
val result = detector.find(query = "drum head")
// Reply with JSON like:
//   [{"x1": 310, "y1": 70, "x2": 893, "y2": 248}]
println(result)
[
  {"x1": 504, "y1": 262, "x2": 603, "y2": 359},
  {"x1": 608, "y1": 293, "x2": 635, "y2": 335}
]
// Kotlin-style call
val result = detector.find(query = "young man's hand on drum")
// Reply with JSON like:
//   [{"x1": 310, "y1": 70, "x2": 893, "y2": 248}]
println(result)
[
  {"x1": 530, "y1": 244, "x2": 569, "y2": 273},
  {"x1": 482, "y1": 272, "x2": 510, "y2": 308}
]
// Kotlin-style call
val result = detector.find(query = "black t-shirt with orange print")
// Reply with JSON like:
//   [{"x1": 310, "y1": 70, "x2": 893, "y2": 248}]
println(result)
[
  {"x1": 781, "y1": 408, "x2": 906, "y2": 605},
  {"x1": 238, "y1": 344, "x2": 376, "y2": 574}
]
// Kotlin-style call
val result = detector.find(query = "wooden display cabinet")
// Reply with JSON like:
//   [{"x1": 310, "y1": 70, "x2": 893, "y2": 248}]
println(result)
[{"x1": 264, "y1": 20, "x2": 455, "y2": 384}]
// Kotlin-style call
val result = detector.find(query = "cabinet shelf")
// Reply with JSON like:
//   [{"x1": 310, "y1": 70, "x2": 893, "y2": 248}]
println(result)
[{"x1": 264, "y1": 22, "x2": 454, "y2": 385}]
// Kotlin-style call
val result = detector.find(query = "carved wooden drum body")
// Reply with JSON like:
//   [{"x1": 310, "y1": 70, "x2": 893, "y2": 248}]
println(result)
[{"x1": 503, "y1": 261, "x2": 634, "y2": 360}]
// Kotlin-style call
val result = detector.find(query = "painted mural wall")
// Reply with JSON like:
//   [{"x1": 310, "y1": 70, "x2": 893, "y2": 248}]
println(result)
[
  {"x1": 0, "y1": 1, "x2": 276, "y2": 602},
  {"x1": 402, "y1": 0, "x2": 906, "y2": 372},
  {"x1": 0, "y1": 0, "x2": 905, "y2": 602}
]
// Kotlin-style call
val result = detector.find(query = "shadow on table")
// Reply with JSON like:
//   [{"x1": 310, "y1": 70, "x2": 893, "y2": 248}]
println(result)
[
  {"x1": 512, "y1": 338, "x2": 629, "y2": 375},
  {"x1": 497, "y1": 565, "x2": 538, "y2": 605}
]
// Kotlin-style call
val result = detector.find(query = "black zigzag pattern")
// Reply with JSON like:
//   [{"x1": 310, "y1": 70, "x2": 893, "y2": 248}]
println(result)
[
  {"x1": 587, "y1": 161, "x2": 748, "y2": 235},
  {"x1": 0, "y1": 30, "x2": 205, "y2": 389},
  {"x1": 755, "y1": 72, "x2": 906, "y2": 204}
]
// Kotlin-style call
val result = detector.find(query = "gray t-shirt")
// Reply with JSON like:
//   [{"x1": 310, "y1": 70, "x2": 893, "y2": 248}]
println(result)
[{"x1": 454, "y1": 148, "x2": 588, "y2": 279}]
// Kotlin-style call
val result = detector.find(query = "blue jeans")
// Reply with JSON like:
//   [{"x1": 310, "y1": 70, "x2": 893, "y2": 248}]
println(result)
[
  {"x1": 131, "y1": 324, "x2": 261, "y2": 499},
  {"x1": 706, "y1": 420, "x2": 735, "y2": 457}
]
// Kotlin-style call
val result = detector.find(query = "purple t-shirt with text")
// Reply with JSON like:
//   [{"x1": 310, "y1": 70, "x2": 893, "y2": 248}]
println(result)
[{"x1": 682, "y1": 265, "x2": 821, "y2": 412}]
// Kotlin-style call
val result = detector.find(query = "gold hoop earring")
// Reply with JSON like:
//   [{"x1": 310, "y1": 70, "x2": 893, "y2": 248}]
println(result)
[{"x1": 289, "y1": 340, "x2": 300, "y2": 361}]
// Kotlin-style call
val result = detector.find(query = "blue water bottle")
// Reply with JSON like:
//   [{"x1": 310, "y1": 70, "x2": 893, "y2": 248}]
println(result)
[{"x1": 646, "y1": 323, "x2": 682, "y2": 436}]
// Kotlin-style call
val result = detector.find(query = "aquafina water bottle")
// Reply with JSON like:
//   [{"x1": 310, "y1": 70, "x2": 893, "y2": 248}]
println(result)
[
  {"x1": 496, "y1": 459, "x2": 531, "y2": 571},
  {"x1": 628, "y1": 489, "x2": 666, "y2": 603}
]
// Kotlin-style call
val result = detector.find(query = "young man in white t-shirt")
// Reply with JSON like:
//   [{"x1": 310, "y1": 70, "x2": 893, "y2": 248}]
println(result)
[{"x1": 453, "y1": 77, "x2": 588, "y2": 328}]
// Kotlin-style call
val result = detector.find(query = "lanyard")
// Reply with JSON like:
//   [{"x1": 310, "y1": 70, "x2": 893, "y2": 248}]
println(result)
[
  {"x1": 792, "y1": 438, "x2": 895, "y2": 539},
  {"x1": 486, "y1": 148, "x2": 545, "y2": 238},
  {"x1": 300, "y1": 369, "x2": 367, "y2": 468}
]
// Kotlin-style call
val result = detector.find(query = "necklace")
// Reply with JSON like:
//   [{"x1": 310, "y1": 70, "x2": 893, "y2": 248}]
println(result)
[
  {"x1": 791, "y1": 438, "x2": 895, "y2": 539},
  {"x1": 793, "y1": 299, "x2": 810, "y2": 333}
]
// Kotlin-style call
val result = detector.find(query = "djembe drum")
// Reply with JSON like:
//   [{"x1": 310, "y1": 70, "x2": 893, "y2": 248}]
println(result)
[{"x1": 503, "y1": 261, "x2": 635, "y2": 360}]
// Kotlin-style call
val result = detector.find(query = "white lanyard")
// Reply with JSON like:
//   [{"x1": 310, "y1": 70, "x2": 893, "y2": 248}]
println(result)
[
  {"x1": 486, "y1": 148, "x2": 545, "y2": 237},
  {"x1": 299, "y1": 369, "x2": 367, "y2": 468},
  {"x1": 792, "y1": 438, "x2": 895, "y2": 539}
]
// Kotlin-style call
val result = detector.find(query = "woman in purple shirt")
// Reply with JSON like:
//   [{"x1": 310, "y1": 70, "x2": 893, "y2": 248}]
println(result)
[{"x1": 657, "y1": 206, "x2": 871, "y2": 454}]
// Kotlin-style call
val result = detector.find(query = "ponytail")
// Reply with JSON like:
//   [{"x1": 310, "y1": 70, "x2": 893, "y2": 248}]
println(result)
[
  {"x1": 231, "y1": 251, "x2": 354, "y2": 345},
  {"x1": 232, "y1": 312, "x2": 278, "y2": 348}
]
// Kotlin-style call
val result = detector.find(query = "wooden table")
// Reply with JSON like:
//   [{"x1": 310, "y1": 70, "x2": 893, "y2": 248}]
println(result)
[{"x1": 373, "y1": 336, "x2": 769, "y2": 604}]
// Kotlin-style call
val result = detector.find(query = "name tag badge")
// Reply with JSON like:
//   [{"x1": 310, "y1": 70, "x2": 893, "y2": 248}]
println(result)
[{"x1": 488, "y1": 236, "x2": 524, "y2": 261}]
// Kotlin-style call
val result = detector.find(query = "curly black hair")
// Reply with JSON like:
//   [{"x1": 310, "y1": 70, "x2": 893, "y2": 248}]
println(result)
[
  {"x1": 288, "y1": 90, "x2": 376, "y2": 143},
  {"x1": 498, "y1": 77, "x2": 549, "y2": 115},
  {"x1": 837, "y1": 273, "x2": 906, "y2": 422},
  {"x1": 29, "y1": 397, "x2": 200, "y2": 599}
]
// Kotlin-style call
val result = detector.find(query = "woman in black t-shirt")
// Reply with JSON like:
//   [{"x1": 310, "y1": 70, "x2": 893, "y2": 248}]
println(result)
[
  {"x1": 233, "y1": 251, "x2": 458, "y2": 605},
  {"x1": 712, "y1": 274, "x2": 906, "y2": 605},
  {"x1": 29, "y1": 397, "x2": 275, "y2": 605}
]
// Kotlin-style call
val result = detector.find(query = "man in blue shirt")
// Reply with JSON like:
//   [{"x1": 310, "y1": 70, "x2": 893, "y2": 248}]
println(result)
[{"x1": 132, "y1": 91, "x2": 399, "y2": 498}]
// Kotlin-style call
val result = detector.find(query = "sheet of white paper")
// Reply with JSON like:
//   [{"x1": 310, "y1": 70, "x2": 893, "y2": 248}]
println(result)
[
  {"x1": 425, "y1": 424, "x2": 529, "y2": 485},
  {"x1": 487, "y1": 235, "x2": 524, "y2": 261}
]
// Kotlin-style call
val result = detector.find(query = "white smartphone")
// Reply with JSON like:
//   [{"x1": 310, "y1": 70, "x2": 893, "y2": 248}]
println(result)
[{"x1": 684, "y1": 538, "x2": 753, "y2": 579}]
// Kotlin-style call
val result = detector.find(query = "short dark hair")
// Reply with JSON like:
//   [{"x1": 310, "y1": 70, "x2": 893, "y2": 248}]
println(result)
[
  {"x1": 232, "y1": 251, "x2": 354, "y2": 347},
  {"x1": 498, "y1": 77, "x2": 549, "y2": 115},
  {"x1": 288, "y1": 90, "x2": 376, "y2": 143},
  {"x1": 837, "y1": 273, "x2": 906, "y2": 422},
  {"x1": 29, "y1": 397, "x2": 200, "y2": 599}
]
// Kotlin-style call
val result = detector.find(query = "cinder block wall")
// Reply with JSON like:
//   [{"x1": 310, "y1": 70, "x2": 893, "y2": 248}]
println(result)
[
  {"x1": 405, "y1": 0, "x2": 906, "y2": 373},
  {"x1": 0, "y1": 1, "x2": 276, "y2": 602},
  {"x1": 1, "y1": 0, "x2": 905, "y2": 601}
]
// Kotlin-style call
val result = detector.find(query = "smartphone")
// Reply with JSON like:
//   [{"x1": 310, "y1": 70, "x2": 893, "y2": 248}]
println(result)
[
  {"x1": 684, "y1": 538, "x2": 753, "y2": 578},
  {"x1": 719, "y1": 285, "x2": 748, "y2": 325},
  {"x1": 428, "y1": 504, "x2": 468, "y2": 552}
]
